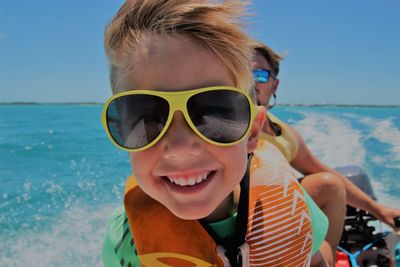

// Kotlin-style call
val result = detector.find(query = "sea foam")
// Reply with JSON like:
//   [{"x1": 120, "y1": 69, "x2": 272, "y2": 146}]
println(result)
[
  {"x1": 0, "y1": 204, "x2": 118, "y2": 267},
  {"x1": 293, "y1": 111, "x2": 365, "y2": 167}
]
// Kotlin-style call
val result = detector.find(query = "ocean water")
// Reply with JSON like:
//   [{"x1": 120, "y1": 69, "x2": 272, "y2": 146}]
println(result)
[{"x1": 0, "y1": 104, "x2": 399, "y2": 266}]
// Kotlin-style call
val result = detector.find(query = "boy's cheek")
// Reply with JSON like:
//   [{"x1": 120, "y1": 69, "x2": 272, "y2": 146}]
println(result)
[
  {"x1": 128, "y1": 152, "x2": 135, "y2": 173},
  {"x1": 128, "y1": 151, "x2": 155, "y2": 177},
  {"x1": 128, "y1": 152, "x2": 150, "y2": 184}
]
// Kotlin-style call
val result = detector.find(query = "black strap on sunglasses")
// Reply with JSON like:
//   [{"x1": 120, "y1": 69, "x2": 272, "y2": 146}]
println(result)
[{"x1": 200, "y1": 153, "x2": 252, "y2": 266}]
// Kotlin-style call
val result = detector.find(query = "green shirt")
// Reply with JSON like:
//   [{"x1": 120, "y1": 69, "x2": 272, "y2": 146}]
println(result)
[{"x1": 102, "y1": 191, "x2": 328, "y2": 267}]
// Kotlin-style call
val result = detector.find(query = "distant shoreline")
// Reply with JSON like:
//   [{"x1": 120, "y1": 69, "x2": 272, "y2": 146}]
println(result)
[{"x1": 1, "y1": 102, "x2": 399, "y2": 108}]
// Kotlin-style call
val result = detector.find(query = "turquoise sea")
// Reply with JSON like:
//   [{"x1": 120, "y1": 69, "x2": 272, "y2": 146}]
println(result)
[{"x1": 0, "y1": 104, "x2": 399, "y2": 266}]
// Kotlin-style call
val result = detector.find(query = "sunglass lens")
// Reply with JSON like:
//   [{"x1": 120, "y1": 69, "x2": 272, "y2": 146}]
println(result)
[
  {"x1": 106, "y1": 95, "x2": 169, "y2": 149},
  {"x1": 252, "y1": 69, "x2": 269, "y2": 83},
  {"x1": 187, "y1": 90, "x2": 251, "y2": 144}
]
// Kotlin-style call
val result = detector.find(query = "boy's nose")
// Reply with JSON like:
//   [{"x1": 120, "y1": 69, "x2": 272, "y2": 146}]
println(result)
[{"x1": 160, "y1": 111, "x2": 204, "y2": 160}]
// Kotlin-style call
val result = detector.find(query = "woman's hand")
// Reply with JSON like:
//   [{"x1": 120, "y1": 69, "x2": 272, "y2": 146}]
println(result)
[{"x1": 371, "y1": 203, "x2": 400, "y2": 229}]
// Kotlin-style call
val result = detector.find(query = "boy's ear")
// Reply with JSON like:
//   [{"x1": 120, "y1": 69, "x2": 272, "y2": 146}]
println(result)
[{"x1": 247, "y1": 106, "x2": 266, "y2": 152}]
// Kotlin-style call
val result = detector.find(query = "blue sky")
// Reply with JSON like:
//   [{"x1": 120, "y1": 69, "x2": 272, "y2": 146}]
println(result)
[{"x1": 0, "y1": 0, "x2": 399, "y2": 105}]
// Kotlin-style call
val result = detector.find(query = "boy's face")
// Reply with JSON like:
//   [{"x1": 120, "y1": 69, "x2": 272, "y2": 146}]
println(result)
[
  {"x1": 123, "y1": 34, "x2": 264, "y2": 221},
  {"x1": 252, "y1": 53, "x2": 279, "y2": 108}
]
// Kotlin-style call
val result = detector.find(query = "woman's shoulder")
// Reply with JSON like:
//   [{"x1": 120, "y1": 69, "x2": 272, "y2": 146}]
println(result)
[{"x1": 267, "y1": 111, "x2": 285, "y2": 126}]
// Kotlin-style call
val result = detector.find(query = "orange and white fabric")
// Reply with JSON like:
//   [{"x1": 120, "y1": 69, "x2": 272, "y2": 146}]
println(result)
[{"x1": 121, "y1": 140, "x2": 315, "y2": 267}]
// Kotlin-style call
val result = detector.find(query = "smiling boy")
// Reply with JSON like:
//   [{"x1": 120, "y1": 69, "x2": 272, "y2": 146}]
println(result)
[{"x1": 101, "y1": 1, "x2": 327, "y2": 266}]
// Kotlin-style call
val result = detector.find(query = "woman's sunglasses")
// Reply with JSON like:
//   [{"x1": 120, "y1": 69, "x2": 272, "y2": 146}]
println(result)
[
  {"x1": 252, "y1": 69, "x2": 276, "y2": 83},
  {"x1": 101, "y1": 86, "x2": 258, "y2": 152}
]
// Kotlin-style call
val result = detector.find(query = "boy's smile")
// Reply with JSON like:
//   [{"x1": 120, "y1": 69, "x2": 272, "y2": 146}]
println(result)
[
  {"x1": 122, "y1": 33, "x2": 263, "y2": 221},
  {"x1": 162, "y1": 170, "x2": 212, "y2": 187}
]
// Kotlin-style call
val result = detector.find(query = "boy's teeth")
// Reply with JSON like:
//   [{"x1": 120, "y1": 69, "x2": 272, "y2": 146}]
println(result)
[
  {"x1": 196, "y1": 175, "x2": 203, "y2": 184},
  {"x1": 188, "y1": 177, "x2": 196, "y2": 186},
  {"x1": 178, "y1": 177, "x2": 186, "y2": 186},
  {"x1": 168, "y1": 171, "x2": 211, "y2": 187}
]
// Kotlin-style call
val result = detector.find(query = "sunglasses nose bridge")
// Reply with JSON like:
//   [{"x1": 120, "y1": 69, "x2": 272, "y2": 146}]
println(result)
[
  {"x1": 167, "y1": 92, "x2": 190, "y2": 119},
  {"x1": 167, "y1": 94, "x2": 195, "y2": 137}
]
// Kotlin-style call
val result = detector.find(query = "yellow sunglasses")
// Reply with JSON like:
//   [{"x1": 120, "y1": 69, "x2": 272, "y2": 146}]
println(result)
[{"x1": 101, "y1": 86, "x2": 258, "y2": 152}]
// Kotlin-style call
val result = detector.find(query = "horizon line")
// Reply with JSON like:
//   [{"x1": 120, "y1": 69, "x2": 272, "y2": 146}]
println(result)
[{"x1": 0, "y1": 102, "x2": 399, "y2": 108}]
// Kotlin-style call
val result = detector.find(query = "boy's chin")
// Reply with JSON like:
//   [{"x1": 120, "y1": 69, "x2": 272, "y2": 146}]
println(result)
[
  {"x1": 167, "y1": 203, "x2": 216, "y2": 221},
  {"x1": 162, "y1": 192, "x2": 234, "y2": 222}
]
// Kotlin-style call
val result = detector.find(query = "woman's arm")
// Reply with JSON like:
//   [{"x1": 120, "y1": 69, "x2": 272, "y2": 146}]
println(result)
[
  {"x1": 289, "y1": 125, "x2": 400, "y2": 228},
  {"x1": 311, "y1": 244, "x2": 330, "y2": 267}
]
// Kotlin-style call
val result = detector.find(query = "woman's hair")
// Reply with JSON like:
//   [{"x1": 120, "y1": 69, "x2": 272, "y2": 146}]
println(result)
[
  {"x1": 104, "y1": 0, "x2": 254, "y2": 94},
  {"x1": 252, "y1": 40, "x2": 283, "y2": 77}
]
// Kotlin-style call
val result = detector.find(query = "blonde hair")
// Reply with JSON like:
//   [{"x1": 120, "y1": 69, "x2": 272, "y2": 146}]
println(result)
[{"x1": 104, "y1": 0, "x2": 254, "y2": 94}]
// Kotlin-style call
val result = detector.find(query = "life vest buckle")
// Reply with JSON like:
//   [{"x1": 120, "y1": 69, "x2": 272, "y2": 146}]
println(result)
[
  {"x1": 216, "y1": 243, "x2": 250, "y2": 267},
  {"x1": 237, "y1": 243, "x2": 250, "y2": 267},
  {"x1": 216, "y1": 245, "x2": 231, "y2": 267}
]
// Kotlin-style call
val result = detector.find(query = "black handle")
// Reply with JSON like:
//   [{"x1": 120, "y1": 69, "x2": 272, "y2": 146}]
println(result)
[{"x1": 394, "y1": 216, "x2": 400, "y2": 228}]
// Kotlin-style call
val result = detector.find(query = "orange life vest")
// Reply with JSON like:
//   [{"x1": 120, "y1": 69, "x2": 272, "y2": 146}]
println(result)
[{"x1": 124, "y1": 140, "x2": 313, "y2": 267}]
